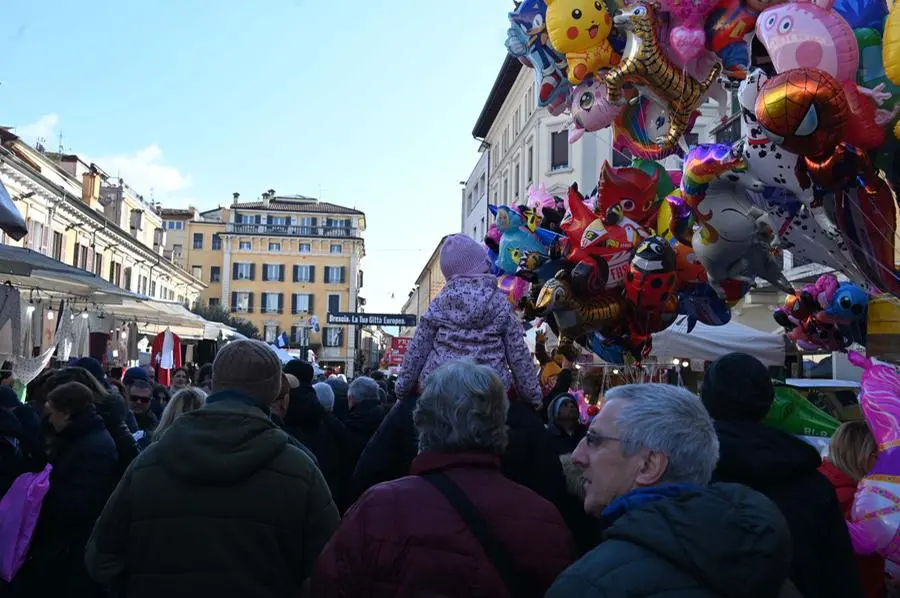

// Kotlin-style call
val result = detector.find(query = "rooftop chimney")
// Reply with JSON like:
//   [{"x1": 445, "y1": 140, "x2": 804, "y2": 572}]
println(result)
[{"x1": 81, "y1": 167, "x2": 102, "y2": 209}]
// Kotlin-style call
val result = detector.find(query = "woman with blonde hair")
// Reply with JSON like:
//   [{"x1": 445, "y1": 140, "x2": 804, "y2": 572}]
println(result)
[
  {"x1": 820, "y1": 420, "x2": 884, "y2": 598},
  {"x1": 153, "y1": 387, "x2": 207, "y2": 441}
]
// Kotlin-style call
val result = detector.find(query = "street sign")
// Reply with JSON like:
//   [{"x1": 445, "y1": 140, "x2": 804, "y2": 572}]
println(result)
[{"x1": 326, "y1": 312, "x2": 417, "y2": 327}]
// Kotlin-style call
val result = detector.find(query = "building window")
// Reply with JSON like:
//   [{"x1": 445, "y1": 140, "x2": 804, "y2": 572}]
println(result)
[
  {"x1": 613, "y1": 147, "x2": 632, "y2": 167},
  {"x1": 239, "y1": 241, "x2": 252, "y2": 251},
  {"x1": 52, "y1": 231, "x2": 63, "y2": 261},
  {"x1": 503, "y1": 177, "x2": 509, "y2": 205},
  {"x1": 299, "y1": 217, "x2": 316, "y2": 235},
  {"x1": 108, "y1": 262, "x2": 121, "y2": 286},
  {"x1": 328, "y1": 294, "x2": 340, "y2": 314},
  {"x1": 124, "y1": 267, "x2": 132, "y2": 290},
  {"x1": 232, "y1": 292, "x2": 252, "y2": 313},
  {"x1": 326, "y1": 218, "x2": 351, "y2": 236},
  {"x1": 330, "y1": 243, "x2": 342, "y2": 254},
  {"x1": 172, "y1": 244, "x2": 183, "y2": 259},
  {"x1": 211, "y1": 234, "x2": 222, "y2": 250},
  {"x1": 210, "y1": 266, "x2": 221, "y2": 283},
  {"x1": 269, "y1": 216, "x2": 288, "y2": 226},
  {"x1": 191, "y1": 265, "x2": 203, "y2": 281},
  {"x1": 262, "y1": 293, "x2": 282, "y2": 314},
  {"x1": 193, "y1": 233, "x2": 203, "y2": 249},
  {"x1": 293, "y1": 265, "x2": 314, "y2": 283},
  {"x1": 268, "y1": 242, "x2": 281, "y2": 252},
  {"x1": 293, "y1": 293, "x2": 313, "y2": 314},
  {"x1": 324, "y1": 327, "x2": 344, "y2": 348},
  {"x1": 264, "y1": 325, "x2": 278, "y2": 344},
  {"x1": 209, "y1": 297, "x2": 220, "y2": 308},
  {"x1": 714, "y1": 114, "x2": 742, "y2": 146},
  {"x1": 149, "y1": 280, "x2": 157, "y2": 298},
  {"x1": 551, "y1": 131, "x2": 569, "y2": 170},
  {"x1": 234, "y1": 263, "x2": 254, "y2": 281},
  {"x1": 292, "y1": 326, "x2": 310, "y2": 346},
  {"x1": 94, "y1": 252, "x2": 103, "y2": 277},
  {"x1": 299, "y1": 243, "x2": 311, "y2": 253},
  {"x1": 324, "y1": 266, "x2": 345, "y2": 284},
  {"x1": 514, "y1": 163, "x2": 520, "y2": 200},
  {"x1": 684, "y1": 132, "x2": 699, "y2": 148},
  {"x1": 164, "y1": 221, "x2": 184, "y2": 230},
  {"x1": 263, "y1": 263, "x2": 284, "y2": 281},
  {"x1": 527, "y1": 145, "x2": 534, "y2": 184}
]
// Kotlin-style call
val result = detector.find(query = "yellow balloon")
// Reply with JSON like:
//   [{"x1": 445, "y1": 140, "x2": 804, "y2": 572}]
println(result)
[
  {"x1": 546, "y1": 0, "x2": 619, "y2": 85},
  {"x1": 656, "y1": 196, "x2": 674, "y2": 241},
  {"x1": 885, "y1": 3, "x2": 900, "y2": 86}
]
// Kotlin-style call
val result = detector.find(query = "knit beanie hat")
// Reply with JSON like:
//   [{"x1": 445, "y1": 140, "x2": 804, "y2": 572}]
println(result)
[
  {"x1": 440, "y1": 234, "x2": 491, "y2": 280},
  {"x1": 123, "y1": 367, "x2": 150, "y2": 386},
  {"x1": 75, "y1": 357, "x2": 108, "y2": 387},
  {"x1": 283, "y1": 360, "x2": 314, "y2": 385},
  {"x1": 700, "y1": 352, "x2": 774, "y2": 422},
  {"x1": 212, "y1": 340, "x2": 283, "y2": 405}
]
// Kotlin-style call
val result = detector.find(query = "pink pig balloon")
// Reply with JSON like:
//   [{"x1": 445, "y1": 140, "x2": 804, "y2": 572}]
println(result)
[{"x1": 847, "y1": 351, "x2": 900, "y2": 568}]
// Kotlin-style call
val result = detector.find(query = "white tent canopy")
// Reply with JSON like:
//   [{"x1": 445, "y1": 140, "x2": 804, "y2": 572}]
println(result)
[{"x1": 650, "y1": 318, "x2": 785, "y2": 367}]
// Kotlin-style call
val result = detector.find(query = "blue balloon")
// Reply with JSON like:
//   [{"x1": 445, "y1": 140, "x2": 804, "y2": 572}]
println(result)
[
  {"x1": 833, "y1": 0, "x2": 888, "y2": 31},
  {"x1": 677, "y1": 283, "x2": 732, "y2": 332},
  {"x1": 587, "y1": 333, "x2": 626, "y2": 364}
]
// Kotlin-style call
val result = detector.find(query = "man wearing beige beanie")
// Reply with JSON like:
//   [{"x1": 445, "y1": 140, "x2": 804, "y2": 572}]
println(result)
[{"x1": 86, "y1": 340, "x2": 340, "y2": 598}]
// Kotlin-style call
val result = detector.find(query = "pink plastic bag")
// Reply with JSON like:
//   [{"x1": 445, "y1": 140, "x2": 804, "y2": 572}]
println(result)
[{"x1": 0, "y1": 464, "x2": 52, "y2": 582}]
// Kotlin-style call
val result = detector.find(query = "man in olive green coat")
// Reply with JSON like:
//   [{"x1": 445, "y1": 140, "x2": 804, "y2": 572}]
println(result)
[{"x1": 86, "y1": 340, "x2": 340, "y2": 598}]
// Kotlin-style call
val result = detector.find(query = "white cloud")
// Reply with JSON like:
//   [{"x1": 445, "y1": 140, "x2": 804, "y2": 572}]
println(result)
[
  {"x1": 15, "y1": 113, "x2": 59, "y2": 143},
  {"x1": 95, "y1": 144, "x2": 192, "y2": 195}
]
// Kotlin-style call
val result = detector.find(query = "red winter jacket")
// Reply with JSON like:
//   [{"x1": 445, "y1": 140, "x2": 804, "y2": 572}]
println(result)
[
  {"x1": 311, "y1": 451, "x2": 576, "y2": 598},
  {"x1": 819, "y1": 459, "x2": 885, "y2": 598}
]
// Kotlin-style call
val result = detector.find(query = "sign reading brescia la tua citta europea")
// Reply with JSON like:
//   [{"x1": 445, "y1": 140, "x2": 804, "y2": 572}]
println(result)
[{"x1": 326, "y1": 312, "x2": 417, "y2": 327}]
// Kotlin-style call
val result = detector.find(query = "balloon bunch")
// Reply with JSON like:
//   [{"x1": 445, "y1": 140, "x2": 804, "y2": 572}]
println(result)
[
  {"x1": 846, "y1": 352, "x2": 900, "y2": 570},
  {"x1": 773, "y1": 273, "x2": 869, "y2": 351}
]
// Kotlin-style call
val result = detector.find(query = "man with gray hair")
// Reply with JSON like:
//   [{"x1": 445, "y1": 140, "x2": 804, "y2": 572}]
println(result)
[
  {"x1": 344, "y1": 376, "x2": 387, "y2": 474},
  {"x1": 547, "y1": 383, "x2": 794, "y2": 598}
]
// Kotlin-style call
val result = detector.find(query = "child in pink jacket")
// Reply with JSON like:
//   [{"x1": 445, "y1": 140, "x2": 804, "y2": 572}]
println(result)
[{"x1": 395, "y1": 234, "x2": 543, "y2": 405}]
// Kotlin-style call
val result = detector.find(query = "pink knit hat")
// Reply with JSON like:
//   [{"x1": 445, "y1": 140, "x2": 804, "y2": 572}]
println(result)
[{"x1": 440, "y1": 234, "x2": 491, "y2": 279}]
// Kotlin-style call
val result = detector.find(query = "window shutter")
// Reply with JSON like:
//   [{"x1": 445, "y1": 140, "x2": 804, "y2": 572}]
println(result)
[
  {"x1": 261, "y1": 293, "x2": 268, "y2": 311},
  {"x1": 290, "y1": 326, "x2": 297, "y2": 343},
  {"x1": 249, "y1": 263, "x2": 256, "y2": 281},
  {"x1": 247, "y1": 292, "x2": 254, "y2": 313},
  {"x1": 255, "y1": 214, "x2": 262, "y2": 224},
  {"x1": 291, "y1": 293, "x2": 298, "y2": 314},
  {"x1": 232, "y1": 263, "x2": 239, "y2": 280},
  {"x1": 279, "y1": 265, "x2": 285, "y2": 281},
  {"x1": 309, "y1": 265, "x2": 315, "y2": 283},
  {"x1": 262, "y1": 265, "x2": 268, "y2": 282},
  {"x1": 323, "y1": 266, "x2": 330, "y2": 282},
  {"x1": 278, "y1": 293, "x2": 284, "y2": 314},
  {"x1": 340, "y1": 267, "x2": 346, "y2": 283},
  {"x1": 231, "y1": 292, "x2": 237, "y2": 312},
  {"x1": 309, "y1": 294, "x2": 315, "y2": 313},
  {"x1": 293, "y1": 265, "x2": 299, "y2": 282},
  {"x1": 338, "y1": 329, "x2": 344, "y2": 347},
  {"x1": 311, "y1": 217, "x2": 318, "y2": 229},
  {"x1": 267, "y1": 215, "x2": 274, "y2": 225}
]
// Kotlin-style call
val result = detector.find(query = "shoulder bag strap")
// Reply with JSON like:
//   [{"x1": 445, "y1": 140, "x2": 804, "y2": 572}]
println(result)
[{"x1": 423, "y1": 472, "x2": 527, "y2": 598}]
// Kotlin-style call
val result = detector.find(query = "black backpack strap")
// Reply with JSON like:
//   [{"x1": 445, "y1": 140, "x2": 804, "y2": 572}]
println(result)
[{"x1": 422, "y1": 472, "x2": 527, "y2": 598}]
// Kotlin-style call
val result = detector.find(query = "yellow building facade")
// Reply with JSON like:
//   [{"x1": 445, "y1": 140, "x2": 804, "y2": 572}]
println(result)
[{"x1": 170, "y1": 194, "x2": 366, "y2": 375}]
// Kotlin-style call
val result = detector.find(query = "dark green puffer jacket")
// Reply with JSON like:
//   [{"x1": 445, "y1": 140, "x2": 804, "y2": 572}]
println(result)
[
  {"x1": 85, "y1": 392, "x2": 340, "y2": 598},
  {"x1": 546, "y1": 483, "x2": 793, "y2": 598}
]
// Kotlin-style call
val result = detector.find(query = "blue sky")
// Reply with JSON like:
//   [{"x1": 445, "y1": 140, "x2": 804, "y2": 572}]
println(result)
[{"x1": 1, "y1": 0, "x2": 510, "y2": 313}]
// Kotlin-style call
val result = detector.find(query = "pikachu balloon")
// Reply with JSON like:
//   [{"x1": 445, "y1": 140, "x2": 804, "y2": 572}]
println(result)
[{"x1": 546, "y1": 0, "x2": 620, "y2": 84}]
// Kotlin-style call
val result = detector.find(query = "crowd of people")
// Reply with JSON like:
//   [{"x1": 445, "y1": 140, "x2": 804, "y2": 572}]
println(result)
[{"x1": 0, "y1": 233, "x2": 895, "y2": 597}]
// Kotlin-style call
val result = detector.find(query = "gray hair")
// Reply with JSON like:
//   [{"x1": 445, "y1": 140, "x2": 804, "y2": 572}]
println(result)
[
  {"x1": 413, "y1": 360, "x2": 508, "y2": 455},
  {"x1": 313, "y1": 382, "x2": 335, "y2": 411},
  {"x1": 349, "y1": 376, "x2": 380, "y2": 403},
  {"x1": 154, "y1": 386, "x2": 207, "y2": 441},
  {"x1": 605, "y1": 384, "x2": 719, "y2": 485}
]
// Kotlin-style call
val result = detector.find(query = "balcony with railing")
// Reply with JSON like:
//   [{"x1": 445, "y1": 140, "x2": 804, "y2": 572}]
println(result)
[{"x1": 224, "y1": 223, "x2": 361, "y2": 238}]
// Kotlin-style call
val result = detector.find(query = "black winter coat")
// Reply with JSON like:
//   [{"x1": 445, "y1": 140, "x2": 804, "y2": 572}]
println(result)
[
  {"x1": 546, "y1": 484, "x2": 793, "y2": 598},
  {"x1": 283, "y1": 384, "x2": 349, "y2": 509},
  {"x1": 0, "y1": 409, "x2": 26, "y2": 496},
  {"x1": 96, "y1": 392, "x2": 140, "y2": 477},
  {"x1": 711, "y1": 420, "x2": 865, "y2": 598},
  {"x1": 85, "y1": 393, "x2": 339, "y2": 598},
  {"x1": 18, "y1": 409, "x2": 117, "y2": 597},
  {"x1": 344, "y1": 400, "x2": 386, "y2": 467}
]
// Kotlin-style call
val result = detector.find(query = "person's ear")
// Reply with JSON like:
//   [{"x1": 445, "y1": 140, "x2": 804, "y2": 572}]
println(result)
[{"x1": 635, "y1": 450, "x2": 669, "y2": 487}]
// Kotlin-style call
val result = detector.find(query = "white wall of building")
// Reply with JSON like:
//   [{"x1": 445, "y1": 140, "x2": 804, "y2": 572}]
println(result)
[{"x1": 461, "y1": 152, "x2": 490, "y2": 242}]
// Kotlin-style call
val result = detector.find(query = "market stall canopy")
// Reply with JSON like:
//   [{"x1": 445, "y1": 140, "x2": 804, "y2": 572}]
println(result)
[
  {"x1": 650, "y1": 318, "x2": 786, "y2": 367},
  {"x1": 105, "y1": 298, "x2": 215, "y2": 340},
  {"x1": 0, "y1": 245, "x2": 134, "y2": 303}
]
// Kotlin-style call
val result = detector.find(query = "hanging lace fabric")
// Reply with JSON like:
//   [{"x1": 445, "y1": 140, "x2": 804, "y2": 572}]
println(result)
[
  {"x1": 56, "y1": 304, "x2": 77, "y2": 362},
  {"x1": 0, "y1": 284, "x2": 21, "y2": 361},
  {"x1": 13, "y1": 300, "x2": 74, "y2": 386}
]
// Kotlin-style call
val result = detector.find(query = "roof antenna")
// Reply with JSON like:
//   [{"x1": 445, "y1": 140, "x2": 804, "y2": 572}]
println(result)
[
  {"x1": 57, "y1": 131, "x2": 64, "y2": 154},
  {"x1": 318, "y1": 183, "x2": 322, "y2": 201}
]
